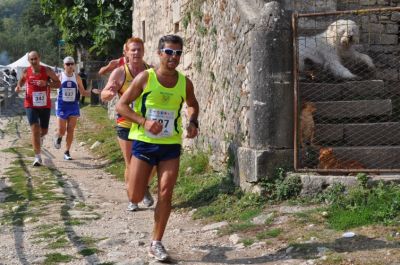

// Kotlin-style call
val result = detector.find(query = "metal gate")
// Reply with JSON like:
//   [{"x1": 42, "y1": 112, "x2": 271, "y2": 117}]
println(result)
[{"x1": 293, "y1": 7, "x2": 400, "y2": 173}]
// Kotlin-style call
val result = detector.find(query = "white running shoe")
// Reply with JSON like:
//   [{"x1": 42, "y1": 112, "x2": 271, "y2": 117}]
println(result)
[
  {"x1": 64, "y1": 151, "x2": 72, "y2": 160},
  {"x1": 148, "y1": 241, "x2": 169, "y2": 261},
  {"x1": 127, "y1": 202, "x2": 139, "y2": 211},
  {"x1": 53, "y1": 136, "x2": 62, "y2": 149},
  {"x1": 143, "y1": 186, "x2": 154, "y2": 207},
  {"x1": 32, "y1": 157, "x2": 42, "y2": 167}
]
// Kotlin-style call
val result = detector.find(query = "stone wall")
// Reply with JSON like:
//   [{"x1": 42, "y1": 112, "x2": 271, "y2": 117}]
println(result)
[
  {"x1": 132, "y1": 0, "x2": 264, "y2": 172},
  {"x1": 130, "y1": 0, "x2": 400, "y2": 190}
]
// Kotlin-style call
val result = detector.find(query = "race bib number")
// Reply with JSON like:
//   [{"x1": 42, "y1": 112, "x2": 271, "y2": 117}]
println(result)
[
  {"x1": 32, "y1": 91, "x2": 47, "y2": 107},
  {"x1": 62, "y1": 87, "x2": 76, "y2": 102},
  {"x1": 145, "y1": 109, "x2": 175, "y2": 138}
]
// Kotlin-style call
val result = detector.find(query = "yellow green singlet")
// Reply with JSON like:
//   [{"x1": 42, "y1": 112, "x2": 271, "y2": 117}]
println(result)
[{"x1": 128, "y1": 68, "x2": 186, "y2": 144}]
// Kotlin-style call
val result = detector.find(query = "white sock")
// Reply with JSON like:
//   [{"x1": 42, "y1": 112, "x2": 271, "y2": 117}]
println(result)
[
  {"x1": 35, "y1": 154, "x2": 41, "y2": 159},
  {"x1": 152, "y1": 240, "x2": 161, "y2": 246}
]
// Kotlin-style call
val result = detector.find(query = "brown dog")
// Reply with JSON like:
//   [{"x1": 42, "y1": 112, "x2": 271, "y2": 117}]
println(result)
[
  {"x1": 318, "y1": 147, "x2": 365, "y2": 170},
  {"x1": 300, "y1": 102, "x2": 317, "y2": 148}
]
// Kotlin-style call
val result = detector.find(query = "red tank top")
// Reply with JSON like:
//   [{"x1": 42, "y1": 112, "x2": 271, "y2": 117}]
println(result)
[
  {"x1": 118, "y1": 57, "x2": 125, "y2": 66},
  {"x1": 24, "y1": 66, "x2": 51, "y2": 108}
]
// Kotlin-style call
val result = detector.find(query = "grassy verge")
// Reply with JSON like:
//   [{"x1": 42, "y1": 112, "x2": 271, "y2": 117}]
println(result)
[{"x1": 76, "y1": 105, "x2": 125, "y2": 181}]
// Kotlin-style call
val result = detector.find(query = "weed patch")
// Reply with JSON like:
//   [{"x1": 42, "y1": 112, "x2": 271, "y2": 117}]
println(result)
[
  {"x1": 44, "y1": 253, "x2": 73, "y2": 264},
  {"x1": 327, "y1": 181, "x2": 400, "y2": 230}
]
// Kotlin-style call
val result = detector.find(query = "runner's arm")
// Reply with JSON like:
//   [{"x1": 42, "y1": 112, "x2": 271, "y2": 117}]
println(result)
[
  {"x1": 100, "y1": 66, "x2": 124, "y2": 102},
  {"x1": 15, "y1": 69, "x2": 27, "y2": 93},
  {"x1": 46, "y1": 67, "x2": 61, "y2": 88},
  {"x1": 76, "y1": 74, "x2": 90, "y2": 97},
  {"x1": 116, "y1": 71, "x2": 148, "y2": 125},
  {"x1": 185, "y1": 77, "x2": 199, "y2": 138},
  {"x1": 98, "y1": 59, "x2": 119, "y2": 76}
]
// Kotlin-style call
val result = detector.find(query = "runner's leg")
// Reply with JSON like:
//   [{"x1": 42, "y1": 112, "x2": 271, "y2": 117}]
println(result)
[
  {"x1": 153, "y1": 158, "x2": 179, "y2": 241},
  {"x1": 127, "y1": 155, "x2": 153, "y2": 203},
  {"x1": 65, "y1": 116, "x2": 78, "y2": 152}
]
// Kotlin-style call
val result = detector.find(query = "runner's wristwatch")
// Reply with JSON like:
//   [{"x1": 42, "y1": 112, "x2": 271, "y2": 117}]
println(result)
[{"x1": 189, "y1": 119, "x2": 199, "y2": 128}]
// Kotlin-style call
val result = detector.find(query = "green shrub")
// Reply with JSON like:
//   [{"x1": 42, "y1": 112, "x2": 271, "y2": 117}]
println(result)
[{"x1": 260, "y1": 168, "x2": 302, "y2": 201}]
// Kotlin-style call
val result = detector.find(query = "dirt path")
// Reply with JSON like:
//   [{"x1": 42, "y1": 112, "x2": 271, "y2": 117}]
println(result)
[
  {"x1": 2, "y1": 96, "x2": 400, "y2": 265},
  {"x1": 0, "y1": 96, "x2": 302, "y2": 265}
]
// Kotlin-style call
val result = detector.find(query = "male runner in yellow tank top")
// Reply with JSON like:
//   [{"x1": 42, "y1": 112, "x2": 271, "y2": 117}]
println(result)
[
  {"x1": 101, "y1": 37, "x2": 155, "y2": 211},
  {"x1": 116, "y1": 34, "x2": 199, "y2": 262}
]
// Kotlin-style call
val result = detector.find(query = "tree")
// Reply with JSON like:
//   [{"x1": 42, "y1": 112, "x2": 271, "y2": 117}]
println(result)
[
  {"x1": 0, "y1": 0, "x2": 60, "y2": 65},
  {"x1": 39, "y1": 0, "x2": 132, "y2": 59}
]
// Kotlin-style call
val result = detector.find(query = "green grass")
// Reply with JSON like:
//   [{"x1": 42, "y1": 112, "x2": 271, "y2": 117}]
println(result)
[
  {"x1": 79, "y1": 247, "x2": 99, "y2": 256},
  {"x1": 77, "y1": 105, "x2": 125, "y2": 181},
  {"x1": 44, "y1": 253, "x2": 73, "y2": 264},
  {"x1": 256, "y1": 228, "x2": 282, "y2": 240},
  {"x1": 327, "y1": 181, "x2": 400, "y2": 230}
]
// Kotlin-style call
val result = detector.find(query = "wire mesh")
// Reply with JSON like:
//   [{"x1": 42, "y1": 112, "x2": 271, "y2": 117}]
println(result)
[{"x1": 294, "y1": 7, "x2": 400, "y2": 172}]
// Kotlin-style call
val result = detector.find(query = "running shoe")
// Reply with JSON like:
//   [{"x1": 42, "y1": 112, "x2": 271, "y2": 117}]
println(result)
[
  {"x1": 32, "y1": 157, "x2": 42, "y2": 167},
  {"x1": 53, "y1": 136, "x2": 62, "y2": 149},
  {"x1": 148, "y1": 241, "x2": 169, "y2": 261},
  {"x1": 127, "y1": 202, "x2": 139, "y2": 211},
  {"x1": 143, "y1": 186, "x2": 154, "y2": 207},
  {"x1": 64, "y1": 151, "x2": 72, "y2": 160}
]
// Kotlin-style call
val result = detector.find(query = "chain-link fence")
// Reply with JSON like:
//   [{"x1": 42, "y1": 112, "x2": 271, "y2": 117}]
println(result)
[
  {"x1": 83, "y1": 60, "x2": 108, "y2": 107},
  {"x1": 293, "y1": 7, "x2": 400, "y2": 172},
  {"x1": 0, "y1": 71, "x2": 17, "y2": 115}
]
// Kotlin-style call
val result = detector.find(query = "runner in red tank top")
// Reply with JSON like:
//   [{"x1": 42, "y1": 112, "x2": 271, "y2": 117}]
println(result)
[
  {"x1": 98, "y1": 44, "x2": 128, "y2": 76},
  {"x1": 15, "y1": 51, "x2": 61, "y2": 166}
]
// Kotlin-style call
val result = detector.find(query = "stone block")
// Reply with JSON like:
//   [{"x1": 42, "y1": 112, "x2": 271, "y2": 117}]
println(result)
[
  {"x1": 385, "y1": 23, "x2": 399, "y2": 34},
  {"x1": 315, "y1": 99, "x2": 392, "y2": 119},
  {"x1": 344, "y1": 122, "x2": 400, "y2": 145},
  {"x1": 360, "y1": 33, "x2": 398, "y2": 45},
  {"x1": 328, "y1": 146, "x2": 400, "y2": 169},
  {"x1": 300, "y1": 80, "x2": 386, "y2": 102},
  {"x1": 391, "y1": 12, "x2": 400, "y2": 22},
  {"x1": 237, "y1": 147, "x2": 293, "y2": 184},
  {"x1": 315, "y1": 124, "x2": 344, "y2": 143},
  {"x1": 360, "y1": 0, "x2": 378, "y2": 5}
]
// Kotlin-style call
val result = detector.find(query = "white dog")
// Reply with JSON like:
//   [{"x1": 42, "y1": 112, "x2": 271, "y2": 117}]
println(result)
[{"x1": 299, "y1": 19, "x2": 375, "y2": 79}]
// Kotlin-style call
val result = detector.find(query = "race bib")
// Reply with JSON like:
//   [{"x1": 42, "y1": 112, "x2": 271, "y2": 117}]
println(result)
[
  {"x1": 32, "y1": 91, "x2": 47, "y2": 107},
  {"x1": 62, "y1": 87, "x2": 76, "y2": 102},
  {"x1": 145, "y1": 109, "x2": 175, "y2": 138}
]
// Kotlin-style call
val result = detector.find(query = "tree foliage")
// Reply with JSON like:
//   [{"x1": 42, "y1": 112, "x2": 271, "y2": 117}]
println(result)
[
  {"x1": 39, "y1": 0, "x2": 132, "y2": 59},
  {"x1": 0, "y1": 0, "x2": 60, "y2": 65}
]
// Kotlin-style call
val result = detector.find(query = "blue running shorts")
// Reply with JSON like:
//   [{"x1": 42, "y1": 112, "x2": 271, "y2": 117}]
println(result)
[
  {"x1": 132, "y1": 140, "x2": 181, "y2": 166},
  {"x1": 56, "y1": 107, "x2": 80, "y2": 120},
  {"x1": 116, "y1": 126, "x2": 131, "y2": 141},
  {"x1": 25, "y1": 108, "x2": 51, "y2": 128}
]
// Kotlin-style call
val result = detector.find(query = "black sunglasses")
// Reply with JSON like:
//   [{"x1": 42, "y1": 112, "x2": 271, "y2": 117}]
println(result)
[
  {"x1": 160, "y1": 48, "x2": 183, "y2": 56},
  {"x1": 65, "y1": 63, "x2": 74, "y2": 66}
]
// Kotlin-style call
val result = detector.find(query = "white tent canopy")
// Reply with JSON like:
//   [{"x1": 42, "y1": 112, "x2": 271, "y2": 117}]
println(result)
[{"x1": 6, "y1": 53, "x2": 55, "y2": 78}]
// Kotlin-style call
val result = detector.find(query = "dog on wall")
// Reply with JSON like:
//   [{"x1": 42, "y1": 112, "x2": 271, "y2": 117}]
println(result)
[
  {"x1": 318, "y1": 147, "x2": 365, "y2": 170},
  {"x1": 300, "y1": 102, "x2": 317, "y2": 148},
  {"x1": 299, "y1": 19, "x2": 375, "y2": 80}
]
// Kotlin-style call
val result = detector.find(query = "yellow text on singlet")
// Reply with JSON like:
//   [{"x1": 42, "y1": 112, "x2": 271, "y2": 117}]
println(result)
[
  {"x1": 128, "y1": 68, "x2": 186, "y2": 144},
  {"x1": 116, "y1": 63, "x2": 149, "y2": 128}
]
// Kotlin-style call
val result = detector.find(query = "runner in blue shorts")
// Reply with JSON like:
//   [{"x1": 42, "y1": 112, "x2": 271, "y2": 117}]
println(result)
[
  {"x1": 54, "y1": 56, "x2": 90, "y2": 160},
  {"x1": 116, "y1": 35, "x2": 199, "y2": 262}
]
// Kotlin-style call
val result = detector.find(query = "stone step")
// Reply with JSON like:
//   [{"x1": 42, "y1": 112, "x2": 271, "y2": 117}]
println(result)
[
  {"x1": 314, "y1": 99, "x2": 392, "y2": 120},
  {"x1": 300, "y1": 80, "x2": 386, "y2": 101},
  {"x1": 315, "y1": 122, "x2": 400, "y2": 145},
  {"x1": 322, "y1": 146, "x2": 400, "y2": 169}
]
